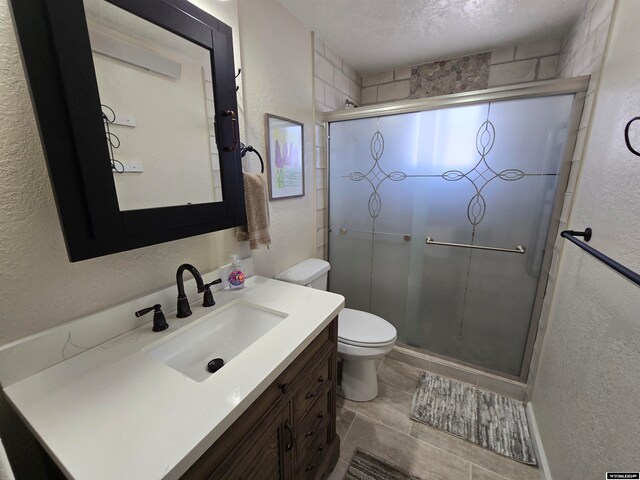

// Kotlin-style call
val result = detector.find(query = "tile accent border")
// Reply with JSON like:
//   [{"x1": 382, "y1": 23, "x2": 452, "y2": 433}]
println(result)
[
  {"x1": 411, "y1": 53, "x2": 490, "y2": 98},
  {"x1": 361, "y1": 38, "x2": 563, "y2": 105}
]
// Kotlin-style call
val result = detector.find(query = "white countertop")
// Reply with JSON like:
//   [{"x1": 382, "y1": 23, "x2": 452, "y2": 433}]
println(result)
[{"x1": 3, "y1": 276, "x2": 344, "y2": 480}]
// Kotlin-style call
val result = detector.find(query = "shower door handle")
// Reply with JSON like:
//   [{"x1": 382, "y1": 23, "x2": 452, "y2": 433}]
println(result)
[{"x1": 425, "y1": 237, "x2": 526, "y2": 254}]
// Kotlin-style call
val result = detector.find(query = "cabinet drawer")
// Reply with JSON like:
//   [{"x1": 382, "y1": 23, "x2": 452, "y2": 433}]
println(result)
[
  {"x1": 273, "y1": 322, "x2": 332, "y2": 398},
  {"x1": 297, "y1": 421, "x2": 330, "y2": 480},
  {"x1": 296, "y1": 388, "x2": 331, "y2": 465},
  {"x1": 294, "y1": 350, "x2": 332, "y2": 422}
]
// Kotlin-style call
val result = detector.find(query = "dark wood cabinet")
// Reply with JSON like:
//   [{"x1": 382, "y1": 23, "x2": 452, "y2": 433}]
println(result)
[
  {"x1": 217, "y1": 403, "x2": 294, "y2": 480},
  {"x1": 182, "y1": 318, "x2": 340, "y2": 480}
]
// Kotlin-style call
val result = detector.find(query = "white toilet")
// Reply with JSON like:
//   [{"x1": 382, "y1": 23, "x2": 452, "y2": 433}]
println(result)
[{"x1": 275, "y1": 259, "x2": 397, "y2": 402}]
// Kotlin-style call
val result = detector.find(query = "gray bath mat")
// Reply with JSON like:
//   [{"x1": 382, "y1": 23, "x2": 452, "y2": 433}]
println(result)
[
  {"x1": 410, "y1": 371, "x2": 537, "y2": 465},
  {"x1": 345, "y1": 448, "x2": 424, "y2": 480}
]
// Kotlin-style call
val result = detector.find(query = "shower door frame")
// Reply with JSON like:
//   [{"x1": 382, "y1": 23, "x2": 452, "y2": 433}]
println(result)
[{"x1": 324, "y1": 76, "x2": 589, "y2": 382}]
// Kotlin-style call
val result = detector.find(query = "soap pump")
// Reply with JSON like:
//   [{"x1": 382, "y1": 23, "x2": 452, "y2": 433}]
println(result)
[{"x1": 227, "y1": 255, "x2": 245, "y2": 290}]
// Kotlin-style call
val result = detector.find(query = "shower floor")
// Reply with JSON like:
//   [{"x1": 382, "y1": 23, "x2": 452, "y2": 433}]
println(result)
[{"x1": 329, "y1": 356, "x2": 538, "y2": 480}]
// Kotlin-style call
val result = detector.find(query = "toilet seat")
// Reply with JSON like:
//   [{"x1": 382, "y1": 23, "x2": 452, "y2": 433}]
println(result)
[{"x1": 338, "y1": 308, "x2": 397, "y2": 348}]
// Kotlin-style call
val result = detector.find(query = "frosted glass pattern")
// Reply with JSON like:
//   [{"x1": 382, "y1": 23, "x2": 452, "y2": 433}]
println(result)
[{"x1": 329, "y1": 94, "x2": 575, "y2": 377}]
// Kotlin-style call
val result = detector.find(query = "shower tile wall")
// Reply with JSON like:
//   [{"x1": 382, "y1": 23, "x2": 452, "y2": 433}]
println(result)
[
  {"x1": 361, "y1": 38, "x2": 563, "y2": 105},
  {"x1": 313, "y1": 32, "x2": 363, "y2": 259},
  {"x1": 527, "y1": 0, "x2": 614, "y2": 399}
]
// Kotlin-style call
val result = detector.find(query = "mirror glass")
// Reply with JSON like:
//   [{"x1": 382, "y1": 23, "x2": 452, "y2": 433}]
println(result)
[{"x1": 83, "y1": 0, "x2": 223, "y2": 211}]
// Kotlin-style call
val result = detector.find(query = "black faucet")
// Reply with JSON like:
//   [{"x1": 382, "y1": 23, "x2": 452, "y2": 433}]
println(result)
[{"x1": 176, "y1": 264, "x2": 206, "y2": 318}]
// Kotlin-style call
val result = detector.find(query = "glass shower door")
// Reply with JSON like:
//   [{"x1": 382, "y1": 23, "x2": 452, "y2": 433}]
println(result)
[
  {"x1": 329, "y1": 94, "x2": 575, "y2": 378},
  {"x1": 329, "y1": 114, "x2": 421, "y2": 341},
  {"x1": 407, "y1": 96, "x2": 574, "y2": 376}
]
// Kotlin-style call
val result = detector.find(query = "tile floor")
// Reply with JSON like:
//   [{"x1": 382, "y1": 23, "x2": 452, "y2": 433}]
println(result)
[{"x1": 329, "y1": 358, "x2": 540, "y2": 480}]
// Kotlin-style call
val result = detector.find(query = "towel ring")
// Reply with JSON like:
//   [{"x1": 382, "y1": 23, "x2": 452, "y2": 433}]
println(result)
[
  {"x1": 624, "y1": 117, "x2": 640, "y2": 157},
  {"x1": 240, "y1": 143, "x2": 265, "y2": 173}
]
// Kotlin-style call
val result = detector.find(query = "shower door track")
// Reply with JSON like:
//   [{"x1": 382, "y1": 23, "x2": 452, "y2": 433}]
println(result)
[
  {"x1": 324, "y1": 76, "x2": 589, "y2": 382},
  {"x1": 323, "y1": 76, "x2": 589, "y2": 122}
]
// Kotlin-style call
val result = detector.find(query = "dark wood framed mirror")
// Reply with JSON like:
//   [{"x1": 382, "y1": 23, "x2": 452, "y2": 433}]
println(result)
[{"x1": 10, "y1": 0, "x2": 246, "y2": 261}]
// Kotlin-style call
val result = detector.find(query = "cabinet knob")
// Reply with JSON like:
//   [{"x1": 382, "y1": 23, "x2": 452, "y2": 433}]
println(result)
[{"x1": 279, "y1": 383, "x2": 289, "y2": 394}]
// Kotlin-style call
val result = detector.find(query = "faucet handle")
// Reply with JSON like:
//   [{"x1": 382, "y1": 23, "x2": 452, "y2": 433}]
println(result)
[
  {"x1": 135, "y1": 304, "x2": 169, "y2": 332},
  {"x1": 203, "y1": 278, "x2": 222, "y2": 307}
]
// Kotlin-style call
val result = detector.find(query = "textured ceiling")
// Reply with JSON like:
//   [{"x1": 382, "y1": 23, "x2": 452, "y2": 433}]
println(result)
[{"x1": 275, "y1": 0, "x2": 587, "y2": 74}]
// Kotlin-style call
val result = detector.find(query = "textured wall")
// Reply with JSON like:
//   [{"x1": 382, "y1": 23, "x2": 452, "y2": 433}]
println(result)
[
  {"x1": 237, "y1": 0, "x2": 316, "y2": 277},
  {"x1": 526, "y1": 0, "x2": 614, "y2": 399},
  {"x1": 532, "y1": 1, "x2": 640, "y2": 478}
]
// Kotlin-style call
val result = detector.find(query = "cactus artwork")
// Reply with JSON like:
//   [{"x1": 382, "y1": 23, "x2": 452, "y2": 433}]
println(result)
[{"x1": 266, "y1": 114, "x2": 304, "y2": 199}]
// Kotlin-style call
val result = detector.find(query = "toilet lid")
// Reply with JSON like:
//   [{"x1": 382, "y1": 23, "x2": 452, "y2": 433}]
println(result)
[{"x1": 338, "y1": 308, "x2": 397, "y2": 347}]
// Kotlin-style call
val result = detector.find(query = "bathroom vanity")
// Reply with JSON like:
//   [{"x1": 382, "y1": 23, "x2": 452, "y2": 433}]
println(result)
[
  {"x1": 1, "y1": 276, "x2": 344, "y2": 479},
  {"x1": 183, "y1": 319, "x2": 339, "y2": 479}
]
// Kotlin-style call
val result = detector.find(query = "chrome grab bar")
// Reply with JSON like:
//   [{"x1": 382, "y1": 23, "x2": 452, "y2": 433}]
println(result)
[
  {"x1": 338, "y1": 228, "x2": 411, "y2": 241},
  {"x1": 425, "y1": 237, "x2": 526, "y2": 254}
]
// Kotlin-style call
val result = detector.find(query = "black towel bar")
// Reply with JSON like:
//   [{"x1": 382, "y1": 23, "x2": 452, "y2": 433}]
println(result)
[{"x1": 561, "y1": 228, "x2": 640, "y2": 287}]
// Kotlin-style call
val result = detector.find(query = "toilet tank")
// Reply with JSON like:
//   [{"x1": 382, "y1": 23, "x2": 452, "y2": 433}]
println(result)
[{"x1": 275, "y1": 259, "x2": 330, "y2": 290}]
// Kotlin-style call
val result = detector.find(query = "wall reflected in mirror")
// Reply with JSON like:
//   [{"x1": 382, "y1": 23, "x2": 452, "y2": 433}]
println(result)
[{"x1": 84, "y1": 0, "x2": 223, "y2": 211}]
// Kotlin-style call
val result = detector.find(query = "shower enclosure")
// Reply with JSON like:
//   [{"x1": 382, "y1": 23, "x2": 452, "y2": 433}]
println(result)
[{"x1": 326, "y1": 79, "x2": 587, "y2": 380}]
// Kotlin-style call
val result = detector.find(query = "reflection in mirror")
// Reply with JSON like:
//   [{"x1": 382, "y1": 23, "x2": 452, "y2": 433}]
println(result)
[{"x1": 83, "y1": 0, "x2": 223, "y2": 211}]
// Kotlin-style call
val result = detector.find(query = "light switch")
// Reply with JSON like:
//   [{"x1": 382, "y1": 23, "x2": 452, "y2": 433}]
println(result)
[
  {"x1": 112, "y1": 114, "x2": 136, "y2": 127},
  {"x1": 113, "y1": 160, "x2": 143, "y2": 173}
]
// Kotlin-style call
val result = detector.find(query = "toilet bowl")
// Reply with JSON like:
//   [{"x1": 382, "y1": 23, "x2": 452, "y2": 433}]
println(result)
[{"x1": 275, "y1": 259, "x2": 397, "y2": 402}]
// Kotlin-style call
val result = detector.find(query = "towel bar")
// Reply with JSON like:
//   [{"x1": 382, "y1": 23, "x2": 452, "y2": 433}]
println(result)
[
  {"x1": 561, "y1": 228, "x2": 640, "y2": 286},
  {"x1": 425, "y1": 237, "x2": 526, "y2": 254}
]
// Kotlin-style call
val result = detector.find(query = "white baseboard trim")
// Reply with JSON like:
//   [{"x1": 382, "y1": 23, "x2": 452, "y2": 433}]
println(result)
[{"x1": 526, "y1": 402, "x2": 552, "y2": 480}]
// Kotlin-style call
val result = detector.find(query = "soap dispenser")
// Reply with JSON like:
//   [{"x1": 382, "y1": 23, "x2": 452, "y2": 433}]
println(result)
[{"x1": 227, "y1": 255, "x2": 245, "y2": 290}]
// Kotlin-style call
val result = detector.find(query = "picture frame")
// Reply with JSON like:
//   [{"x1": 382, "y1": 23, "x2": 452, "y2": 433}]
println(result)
[{"x1": 265, "y1": 114, "x2": 305, "y2": 199}]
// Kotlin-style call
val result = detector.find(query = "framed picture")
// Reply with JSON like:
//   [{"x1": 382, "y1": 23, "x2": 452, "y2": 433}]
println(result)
[{"x1": 265, "y1": 114, "x2": 305, "y2": 199}]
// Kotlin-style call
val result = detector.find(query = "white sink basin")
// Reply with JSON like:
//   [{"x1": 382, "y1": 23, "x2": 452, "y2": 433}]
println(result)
[{"x1": 145, "y1": 301, "x2": 288, "y2": 382}]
